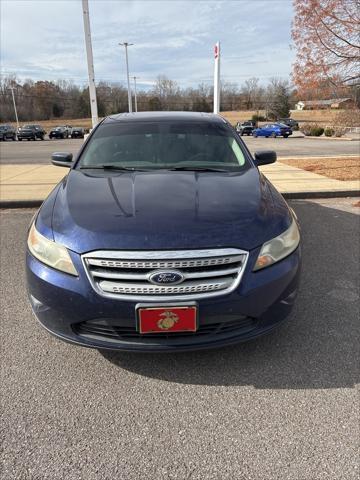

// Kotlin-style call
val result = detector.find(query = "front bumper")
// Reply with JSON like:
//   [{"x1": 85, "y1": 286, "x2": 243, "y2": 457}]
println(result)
[{"x1": 26, "y1": 247, "x2": 301, "y2": 352}]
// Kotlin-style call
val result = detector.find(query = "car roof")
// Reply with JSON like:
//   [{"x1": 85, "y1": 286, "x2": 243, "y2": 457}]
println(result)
[{"x1": 104, "y1": 111, "x2": 228, "y2": 125}]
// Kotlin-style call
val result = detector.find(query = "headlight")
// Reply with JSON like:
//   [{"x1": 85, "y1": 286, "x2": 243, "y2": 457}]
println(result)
[
  {"x1": 254, "y1": 218, "x2": 300, "y2": 271},
  {"x1": 27, "y1": 222, "x2": 78, "y2": 276}
]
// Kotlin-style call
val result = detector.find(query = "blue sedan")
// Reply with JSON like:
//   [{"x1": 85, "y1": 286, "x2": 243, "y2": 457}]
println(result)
[
  {"x1": 26, "y1": 112, "x2": 301, "y2": 352},
  {"x1": 253, "y1": 123, "x2": 293, "y2": 138}
]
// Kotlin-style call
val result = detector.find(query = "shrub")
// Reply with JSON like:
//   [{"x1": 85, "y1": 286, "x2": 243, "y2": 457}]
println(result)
[
  {"x1": 251, "y1": 114, "x2": 266, "y2": 122},
  {"x1": 324, "y1": 128, "x2": 335, "y2": 137},
  {"x1": 311, "y1": 126, "x2": 325, "y2": 136},
  {"x1": 300, "y1": 123, "x2": 324, "y2": 136},
  {"x1": 333, "y1": 126, "x2": 347, "y2": 137}
]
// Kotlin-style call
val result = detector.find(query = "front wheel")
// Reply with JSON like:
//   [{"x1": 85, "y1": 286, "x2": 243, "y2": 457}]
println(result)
[
  {"x1": 283, "y1": 134, "x2": 289, "y2": 138},
  {"x1": 40, "y1": 135, "x2": 44, "y2": 140},
  {"x1": 18, "y1": 138, "x2": 22, "y2": 141}
]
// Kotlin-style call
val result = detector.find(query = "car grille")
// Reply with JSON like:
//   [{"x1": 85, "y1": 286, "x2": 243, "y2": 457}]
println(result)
[
  {"x1": 73, "y1": 316, "x2": 257, "y2": 343},
  {"x1": 82, "y1": 248, "x2": 248, "y2": 301}
]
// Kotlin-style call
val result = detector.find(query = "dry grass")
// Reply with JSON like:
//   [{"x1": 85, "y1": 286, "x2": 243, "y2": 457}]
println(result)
[
  {"x1": 280, "y1": 156, "x2": 360, "y2": 181},
  {"x1": 25, "y1": 118, "x2": 95, "y2": 130},
  {"x1": 221, "y1": 109, "x2": 349, "y2": 126},
  {"x1": 21, "y1": 109, "x2": 350, "y2": 130}
]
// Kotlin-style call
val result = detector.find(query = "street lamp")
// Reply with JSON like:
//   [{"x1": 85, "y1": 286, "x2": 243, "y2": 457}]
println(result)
[
  {"x1": 133, "y1": 76, "x2": 139, "y2": 112},
  {"x1": 119, "y1": 42, "x2": 133, "y2": 113}
]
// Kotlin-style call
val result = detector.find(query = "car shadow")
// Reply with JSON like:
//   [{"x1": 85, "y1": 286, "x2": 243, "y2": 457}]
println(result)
[{"x1": 100, "y1": 200, "x2": 359, "y2": 390}]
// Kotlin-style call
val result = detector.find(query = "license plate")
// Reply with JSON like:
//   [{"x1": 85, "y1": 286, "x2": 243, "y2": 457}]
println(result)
[{"x1": 137, "y1": 306, "x2": 197, "y2": 334}]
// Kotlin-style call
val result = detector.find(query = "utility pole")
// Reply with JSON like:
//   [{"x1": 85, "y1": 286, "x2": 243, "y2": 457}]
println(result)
[
  {"x1": 119, "y1": 42, "x2": 133, "y2": 113},
  {"x1": 82, "y1": 0, "x2": 98, "y2": 128},
  {"x1": 133, "y1": 76, "x2": 138, "y2": 112},
  {"x1": 10, "y1": 87, "x2": 19, "y2": 129},
  {"x1": 213, "y1": 41, "x2": 221, "y2": 114}
]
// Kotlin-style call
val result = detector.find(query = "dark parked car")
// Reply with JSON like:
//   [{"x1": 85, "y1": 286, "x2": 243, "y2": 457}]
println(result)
[
  {"x1": 279, "y1": 118, "x2": 299, "y2": 130},
  {"x1": 49, "y1": 126, "x2": 69, "y2": 139},
  {"x1": 253, "y1": 123, "x2": 292, "y2": 138},
  {"x1": 0, "y1": 124, "x2": 17, "y2": 141},
  {"x1": 18, "y1": 124, "x2": 46, "y2": 141},
  {"x1": 235, "y1": 121, "x2": 255, "y2": 136},
  {"x1": 71, "y1": 127, "x2": 85, "y2": 139},
  {"x1": 26, "y1": 112, "x2": 301, "y2": 352}
]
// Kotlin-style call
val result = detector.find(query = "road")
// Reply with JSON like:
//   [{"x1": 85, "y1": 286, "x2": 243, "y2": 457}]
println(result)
[
  {"x1": 0, "y1": 135, "x2": 359, "y2": 164},
  {"x1": 1, "y1": 199, "x2": 359, "y2": 479}
]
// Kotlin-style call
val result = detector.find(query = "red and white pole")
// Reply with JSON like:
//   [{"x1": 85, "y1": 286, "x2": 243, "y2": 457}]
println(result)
[{"x1": 213, "y1": 41, "x2": 221, "y2": 114}]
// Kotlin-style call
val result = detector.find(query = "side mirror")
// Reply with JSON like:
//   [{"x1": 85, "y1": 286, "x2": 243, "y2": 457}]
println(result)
[
  {"x1": 51, "y1": 152, "x2": 73, "y2": 168},
  {"x1": 254, "y1": 150, "x2": 277, "y2": 166}
]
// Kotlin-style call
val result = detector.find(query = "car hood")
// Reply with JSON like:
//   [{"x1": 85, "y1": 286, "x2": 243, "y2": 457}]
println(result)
[{"x1": 50, "y1": 168, "x2": 291, "y2": 253}]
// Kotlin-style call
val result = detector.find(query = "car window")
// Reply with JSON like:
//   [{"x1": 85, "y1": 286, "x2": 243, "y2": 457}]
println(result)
[{"x1": 77, "y1": 121, "x2": 250, "y2": 171}]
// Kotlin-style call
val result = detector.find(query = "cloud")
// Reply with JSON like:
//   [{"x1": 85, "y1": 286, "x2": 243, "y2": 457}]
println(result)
[{"x1": 0, "y1": 0, "x2": 294, "y2": 88}]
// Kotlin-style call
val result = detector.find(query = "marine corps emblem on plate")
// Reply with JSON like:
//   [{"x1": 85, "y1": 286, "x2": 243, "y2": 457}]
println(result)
[{"x1": 157, "y1": 310, "x2": 179, "y2": 330}]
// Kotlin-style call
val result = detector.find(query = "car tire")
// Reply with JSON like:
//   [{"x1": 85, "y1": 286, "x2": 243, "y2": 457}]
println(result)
[
  {"x1": 18, "y1": 138, "x2": 22, "y2": 141},
  {"x1": 253, "y1": 133, "x2": 257, "y2": 138},
  {"x1": 40, "y1": 136, "x2": 44, "y2": 140},
  {"x1": 283, "y1": 134, "x2": 288, "y2": 138},
  {"x1": 12, "y1": 136, "x2": 16, "y2": 141}
]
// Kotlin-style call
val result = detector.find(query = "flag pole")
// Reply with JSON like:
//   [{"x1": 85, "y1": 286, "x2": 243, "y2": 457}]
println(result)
[
  {"x1": 213, "y1": 41, "x2": 220, "y2": 114},
  {"x1": 82, "y1": 0, "x2": 98, "y2": 127}
]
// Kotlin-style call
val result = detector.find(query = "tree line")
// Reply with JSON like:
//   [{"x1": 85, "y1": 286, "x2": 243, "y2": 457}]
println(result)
[
  {"x1": 0, "y1": 74, "x2": 309, "y2": 123},
  {"x1": 1, "y1": 71, "x2": 358, "y2": 125}
]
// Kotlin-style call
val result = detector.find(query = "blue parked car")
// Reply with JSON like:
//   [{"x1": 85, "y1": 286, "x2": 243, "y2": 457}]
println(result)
[
  {"x1": 253, "y1": 123, "x2": 293, "y2": 138},
  {"x1": 26, "y1": 112, "x2": 301, "y2": 352}
]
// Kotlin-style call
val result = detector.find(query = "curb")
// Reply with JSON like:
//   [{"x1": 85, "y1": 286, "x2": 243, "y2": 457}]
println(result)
[
  {"x1": 0, "y1": 200, "x2": 44, "y2": 209},
  {"x1": 1, "y1": 190, "x2": 360, "y2": 209},
  {"x1": 301, "y1": 136, "x2": 358, "y2": 141}
]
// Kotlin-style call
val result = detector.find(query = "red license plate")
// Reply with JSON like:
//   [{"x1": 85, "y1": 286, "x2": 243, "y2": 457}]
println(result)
[{"x1": 137, "y1": 306, "x2": 197, "y2": 334}]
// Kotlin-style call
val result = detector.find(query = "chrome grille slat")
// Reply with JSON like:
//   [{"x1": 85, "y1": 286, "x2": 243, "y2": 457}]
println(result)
[
  {"x1": 99, "y1": 277, "x2": 234, "y2": 295},
  {"x1": 90, "y1": 266, "x2": 240, "y2": 281},
  {"x1": 87, "y1": 255, "x2": 244, "y2": 269},
  {"x1": 82, "y1": 248, "x2": 249, "y2": 301}
]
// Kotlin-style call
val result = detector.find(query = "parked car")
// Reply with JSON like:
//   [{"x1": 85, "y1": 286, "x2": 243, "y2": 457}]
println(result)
[
  {"x1": 49, "y1": 126, "x2": 69, "y2": 139},
  {"x1": 0, "y1": 124, "x2": 17, "y2": 141},
  {"x1": 253, "y1": 123, "x2": 292, "y2": 138},
  {"x1": 18, "y1": 124, "x2": 46, "y2": 141},
  {"x1": 279, "y1": 118, "x2": 299, "y2": 130},
  {"x1": 235, "y1": 121, "x2": 255, "y2": 136},
  {"x1": 71, "y1": 127, "x2": 85, "y2": 139},
  {"x1": 26, "y1": 112, "x2": 301, "y2": 352}
]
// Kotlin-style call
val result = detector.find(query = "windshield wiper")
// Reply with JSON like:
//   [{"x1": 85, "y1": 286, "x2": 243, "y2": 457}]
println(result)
[
  {"x1": 168, "y1": 166, "x2": 229, "y2": 172},
  {"x1": 80, "y1": 165, "x2": 147, "y2": 171}
]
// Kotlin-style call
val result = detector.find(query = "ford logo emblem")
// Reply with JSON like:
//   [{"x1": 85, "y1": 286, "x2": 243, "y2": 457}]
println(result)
[{"x1": 149, "y1": 270, "x2": 185, "y2": 286}]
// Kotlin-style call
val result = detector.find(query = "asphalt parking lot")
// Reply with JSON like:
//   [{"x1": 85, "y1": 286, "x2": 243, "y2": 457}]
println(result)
[
  {"x1": 0, "y1": 135, "x2": 359, "y2": 164},
  {"x1": 1, "y1": 199, "x2": 359, "y2": 479}
]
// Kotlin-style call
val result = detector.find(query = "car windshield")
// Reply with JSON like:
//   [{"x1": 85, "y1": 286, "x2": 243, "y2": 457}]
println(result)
[
  {"x1": 77, "y1": 121, "x2": 249, "y2": 171},
  {"x1": 0, "y1": 126, "x2": 7, "y2": 130},
  {"x1": 23, "y1": 125, "x2": 36, "y2": 129}
]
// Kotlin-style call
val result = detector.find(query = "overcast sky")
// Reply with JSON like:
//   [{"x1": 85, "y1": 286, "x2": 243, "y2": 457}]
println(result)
[{"x1": 1, "y1": 0, "x2": 294, "y2": 90}]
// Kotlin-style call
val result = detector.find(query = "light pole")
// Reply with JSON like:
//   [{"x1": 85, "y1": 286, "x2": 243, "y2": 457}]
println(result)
[
  {"x1": 119, "y1": 42, "x2": 133, "y2": 113},
  {"x1": 82, "y1": 0, "x2": 98, "y2": 127},
  {"x1": 133, "y1": 76, "x2": 138, "y2": 112},
  {"x1": 10, "y1": 87, "x2": 19, "y2": 129}
]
